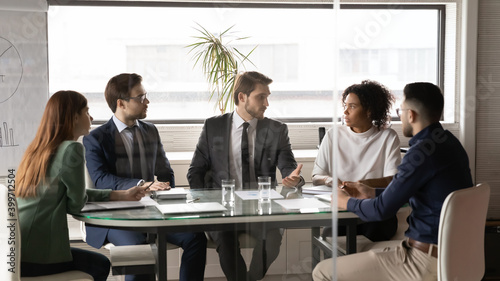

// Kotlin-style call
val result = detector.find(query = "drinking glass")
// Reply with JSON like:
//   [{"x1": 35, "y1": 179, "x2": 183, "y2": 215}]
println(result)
[
  {"x1": 221, "y1": 179, "x2": 235, "y2": 207},
  {"x1": 257, "y1": 176, "x2": 271, "y2": 202}
]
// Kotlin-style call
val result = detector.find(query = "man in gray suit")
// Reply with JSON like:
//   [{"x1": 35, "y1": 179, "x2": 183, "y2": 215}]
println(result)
[{"x1": 188, "y1": 71, "x2": 304, "y2": 281}]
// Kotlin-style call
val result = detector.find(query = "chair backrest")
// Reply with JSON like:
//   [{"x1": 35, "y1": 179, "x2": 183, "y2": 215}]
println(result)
[
  {"x1": 438, "y1": 183, "x2": 490, "y2": 281},
  {"x1": 0, "y1": 184, "x2": 21, "y2": 281},
  {"x1": 85, "y1": 165, "x2": 95, "y2": 189}
]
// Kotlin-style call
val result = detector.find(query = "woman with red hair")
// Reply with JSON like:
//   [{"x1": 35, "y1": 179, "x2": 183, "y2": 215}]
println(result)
[{"x1": 16, "y1": 90, "x2": 146, "y2": 280}]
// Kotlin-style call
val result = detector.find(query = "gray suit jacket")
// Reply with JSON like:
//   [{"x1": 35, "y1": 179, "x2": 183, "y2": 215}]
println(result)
[{"x1": 187, "y1": 112, "x2": 299, "y2": 189}]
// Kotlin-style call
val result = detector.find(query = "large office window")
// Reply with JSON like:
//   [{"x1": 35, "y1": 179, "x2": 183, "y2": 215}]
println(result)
[{"x1": 48, "y1": 5, "x2": 443, "y2": 123}]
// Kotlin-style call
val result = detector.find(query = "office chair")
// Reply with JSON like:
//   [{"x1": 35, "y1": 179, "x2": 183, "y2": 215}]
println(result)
[{"x1": 437, "y1": 183, "x2": 490, "y2": 281}]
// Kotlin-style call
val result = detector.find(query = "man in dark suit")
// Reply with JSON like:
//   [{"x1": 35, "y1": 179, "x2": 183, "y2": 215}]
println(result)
[
  {"x1": 188, "y1": 71, "x2": 304, "y2": 281},
  {"x1": 83, "y1": 73, "x2": 206, "y2": 281}
]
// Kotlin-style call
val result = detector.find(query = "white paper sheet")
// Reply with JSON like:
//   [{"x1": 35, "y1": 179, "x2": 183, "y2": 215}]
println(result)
[
  {"x1": 154, "y1": 202, "x2": 227, "y2": 214},
  {"x1": 274, "y1": 198, "x2": 330, "y2": 210},
  {"x1": 314, "y1": 194, "x2": 332, "y2": 202},
  {"x1": 235, "y1": 190, "x2": 284, "y2": 200},
  {"x1": 82, "y1": 201, "x2": 145, "y2": 212}
]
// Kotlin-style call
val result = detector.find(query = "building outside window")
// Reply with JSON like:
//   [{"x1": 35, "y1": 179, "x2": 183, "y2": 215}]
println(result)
[{"x1": 48, "y1": 5, "x2": 445, "y2": 123}]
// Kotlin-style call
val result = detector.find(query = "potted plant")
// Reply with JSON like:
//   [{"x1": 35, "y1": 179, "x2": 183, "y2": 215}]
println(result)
[{"x1": 187, "y1": 23, "x2": 257, "y2": 114}]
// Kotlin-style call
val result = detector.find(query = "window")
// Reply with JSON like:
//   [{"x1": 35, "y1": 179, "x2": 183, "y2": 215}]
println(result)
[{"x1": 48, "y1": 5, "x2": 445, "y2": 123}]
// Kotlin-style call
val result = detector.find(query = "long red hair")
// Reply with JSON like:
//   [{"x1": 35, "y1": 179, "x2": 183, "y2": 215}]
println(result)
[{"x1": 15, "y1": 91, "x2": 88, "y2": 198}]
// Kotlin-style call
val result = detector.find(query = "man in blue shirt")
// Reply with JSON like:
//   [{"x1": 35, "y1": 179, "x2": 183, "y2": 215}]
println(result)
[{"x1": 313, "y1": 82, "x2": 473, "y2": 281}]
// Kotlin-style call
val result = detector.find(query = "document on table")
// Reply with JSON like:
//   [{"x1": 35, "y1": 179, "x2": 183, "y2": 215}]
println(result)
[
  {"x1": 81, "y1": 201, "x2": 145, "y2": 212},
  {"x1": 301, "y1": 185, "x2": 333, "y2": 195},
  {"x1": 274, "y1": 198, "x2": 330, "y2": 211},
  {"x1": 235, "y1": 190, "x2": 284, "y2": 200},
  {"x1": 314, "y1": 194, "x2": 332, "y2": 202},
  {"x1": 155, "y1": 202, "x2": 227, "y2": 214},
  {"x1": 152, "y1": 188, "x2": 189, "y2": 200}
]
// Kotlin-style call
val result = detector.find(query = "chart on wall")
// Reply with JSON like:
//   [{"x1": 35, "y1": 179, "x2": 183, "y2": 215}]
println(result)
[{"x1": 0, "y1": 10, "x2": 48, "y2": 176}]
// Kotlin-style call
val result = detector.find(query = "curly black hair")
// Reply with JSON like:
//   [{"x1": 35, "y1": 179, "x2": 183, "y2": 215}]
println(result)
[{"x1": 342, "y1": 80, "x2": 395, "y2": 129}]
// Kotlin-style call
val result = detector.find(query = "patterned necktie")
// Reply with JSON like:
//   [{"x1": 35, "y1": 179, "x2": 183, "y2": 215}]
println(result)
[{"x1": 130, "y1": 126, "x2": 142, "y2": 178}]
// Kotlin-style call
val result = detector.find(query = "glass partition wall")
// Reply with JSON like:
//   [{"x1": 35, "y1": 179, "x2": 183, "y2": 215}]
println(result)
[{"x1": 47, "y1": 1, "x2": 448, "y2": 280}]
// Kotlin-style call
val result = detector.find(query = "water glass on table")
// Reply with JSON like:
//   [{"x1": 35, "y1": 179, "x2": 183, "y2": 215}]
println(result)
[
  {"x1": 258, "y1": 176, "x2": 271, "y2": 202},
  {"x1": 221, "y1": 179, "x2": 235, "y2": 207}
]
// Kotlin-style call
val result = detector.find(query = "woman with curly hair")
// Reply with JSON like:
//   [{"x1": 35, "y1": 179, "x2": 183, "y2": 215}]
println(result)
[{"x1": 312, "y1": 80, "x2": 401, "y2": 242}]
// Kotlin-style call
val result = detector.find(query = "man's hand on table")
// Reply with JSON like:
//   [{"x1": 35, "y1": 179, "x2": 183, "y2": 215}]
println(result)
[
  {"x1": 145, "y1": 181, "x2": 171, "y2": 191},
  {"x1": 110, "y1": 185, "x2": 148, "y2": 201},
  {"x1": 342, "y1": 181, "x2": 376, "y2": 199},
  {"x1": 337, "y1": 187, "x2": 350, "y2": 210}
]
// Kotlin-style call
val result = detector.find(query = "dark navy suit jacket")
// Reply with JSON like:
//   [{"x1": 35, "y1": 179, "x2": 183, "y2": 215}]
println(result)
[
  {"x1": 83, "y1": 117, "x2": 174, "y2": 248},
  {"x1": 187, "y1": 112, "x2": 299, "y2": 189}
]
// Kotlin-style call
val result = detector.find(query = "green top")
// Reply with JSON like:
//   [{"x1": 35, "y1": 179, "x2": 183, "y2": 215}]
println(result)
[{"x1": 17, "y1": 141, "x2": 111, "y2": 264}]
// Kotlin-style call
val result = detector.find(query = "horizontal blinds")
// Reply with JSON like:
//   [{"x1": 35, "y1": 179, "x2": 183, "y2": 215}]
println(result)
[{"x1": 477, "y1": 0, "x2": 500, "y2": 220}]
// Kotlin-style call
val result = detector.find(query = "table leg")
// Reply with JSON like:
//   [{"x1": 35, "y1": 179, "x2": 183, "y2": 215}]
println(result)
[
  {"x1": 154, "y1": 230, "x2": 168, "y2": 281},
  {"x1": 311, "y1": 227, "x2": 322, "y2": 268},
  {"x1": 345, "y1": 219, "x2": 357, "y2": 254}
]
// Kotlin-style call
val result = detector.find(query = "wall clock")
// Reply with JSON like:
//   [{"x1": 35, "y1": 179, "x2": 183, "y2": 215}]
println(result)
[{"x1": 0, "y1": 36, "x2": 23, "y2": 104}]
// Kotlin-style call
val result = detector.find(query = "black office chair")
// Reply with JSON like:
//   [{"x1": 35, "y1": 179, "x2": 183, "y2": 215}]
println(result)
[{"x1": 317, "y1": 127, "x2": 326, "y2": 148}]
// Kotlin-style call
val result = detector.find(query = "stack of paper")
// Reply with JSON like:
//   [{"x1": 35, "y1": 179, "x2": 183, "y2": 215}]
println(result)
[
  {"x1": 153, "y1": 188, "x2": 189, "y2": 200},
  {"x1": 155, "y1": 202, "x2": 227, "y2": 214},
  {"x1": 301, "y1": 185, "x2": 332, "y2": 195}
]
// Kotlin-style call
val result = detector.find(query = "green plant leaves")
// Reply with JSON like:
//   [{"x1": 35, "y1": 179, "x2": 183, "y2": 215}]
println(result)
[{"x1": 187, "y1": 23, "x2": 257, "y2": 114}]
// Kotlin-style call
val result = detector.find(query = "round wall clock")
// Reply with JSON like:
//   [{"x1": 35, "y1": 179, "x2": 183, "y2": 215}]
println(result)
[{"x1": 0, "y1": 36, "x2": 23, "y2": 104}]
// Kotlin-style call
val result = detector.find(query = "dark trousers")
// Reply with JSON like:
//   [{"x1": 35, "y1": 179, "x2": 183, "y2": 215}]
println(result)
[
  {"x1": 107, "y1": 229, "x2": 207, "y2": 281},
  {"x1": 21, "y1": 247, "x2": 111, "y2": 281},
  {"x1": 208, "y1": 228, "x2": 282, "y2": 281}
]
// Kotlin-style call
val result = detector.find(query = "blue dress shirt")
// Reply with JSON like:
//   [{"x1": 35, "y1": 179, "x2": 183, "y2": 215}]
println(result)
[{"x1": 347, "y1": 122, "x2": 473, "y2": 244}]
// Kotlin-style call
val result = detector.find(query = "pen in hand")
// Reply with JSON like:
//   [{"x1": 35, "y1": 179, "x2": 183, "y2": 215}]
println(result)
[{"x1": 144, "y1": 180, "x2": 155, "y2": 192}]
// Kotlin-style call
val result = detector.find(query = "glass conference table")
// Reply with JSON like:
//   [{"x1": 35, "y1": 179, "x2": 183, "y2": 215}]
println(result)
[{"x1": 73, "y1": 187, "x2": 359, "y2": 281}]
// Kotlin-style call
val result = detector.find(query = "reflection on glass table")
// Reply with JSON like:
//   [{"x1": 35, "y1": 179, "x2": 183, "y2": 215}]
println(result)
[{"x1": 73, "y1": 187, "x2": 358, "y2": 281}]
